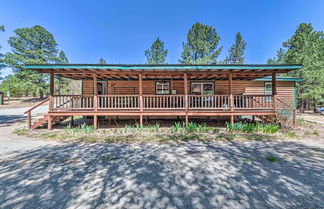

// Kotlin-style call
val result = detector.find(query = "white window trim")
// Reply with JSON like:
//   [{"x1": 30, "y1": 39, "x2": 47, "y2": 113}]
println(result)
[{"x1": 156, "y1": 81, "x2": 170, "y2": 95}]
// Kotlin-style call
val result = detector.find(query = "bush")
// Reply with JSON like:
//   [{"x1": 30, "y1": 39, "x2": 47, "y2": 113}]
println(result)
[
  {"x1": 170, "y1": 122, "x2": 209, "y2": 133},
  {"x1": 226, "y1": 122, "x2": 279, "y2": 134},
  {"x1": 64, "y1": 123, "x2": 94, "y2": 134}
]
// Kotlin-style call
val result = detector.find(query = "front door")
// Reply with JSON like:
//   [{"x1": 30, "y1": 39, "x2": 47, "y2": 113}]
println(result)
[{"x1": 97, "y1": 81, "x2": 108, "y2": 95}]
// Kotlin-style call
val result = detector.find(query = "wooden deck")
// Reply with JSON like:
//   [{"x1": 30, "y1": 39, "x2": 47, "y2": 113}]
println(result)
[{"x1": 41, "y1": 94, "x2": 276, "y2": 128}]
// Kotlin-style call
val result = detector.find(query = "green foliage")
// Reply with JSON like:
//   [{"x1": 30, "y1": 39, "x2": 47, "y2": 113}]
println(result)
[
  {"x1": 284, "y1": 131, "x2": 298, "y2": 138},
  {"x1": 266, "y1": 156, "x2": 278, "y2": 162},
  {"x1": 98, "y1": 58, "x2": 107, "y2": 64},
  {"x1": 269, "y1": 23, "x2": 324, "y2": 110},
  {"x1": 170, "y1": 122, "x2": 183, "y2": 133},
  {"x1": 55, "y1": 51, "x2": 70, "y2": 95},
  {"x1": 226, "y1": 122, "x2": 279, "y2": 134},
  {"x1": 100, "y1": 155, "x2": 119, "y2": 162},
  {"x1": 64, "y1": 123, "x2": 94, "y2": 134},
  {"x1": 227, "y1": 32, "x2": 247, "y2": 64},
  {"x1": 145, "y1": 38, "x2": 168, "y2": 64},
  {"x1": 147, "y1": 123, "x2": 160, "y2": 132},
  {"x1": 284, "y1": 23, "x2": 324, "y2": 109},
  {"x1": 0, "y1": 25, "x2": 5, "y2": 74},
  {"x1": 304, "y1": 130, "x2": 320, "y2": 137},
  {"x1": 170, "y1": 121, "x2": 209, "y2": 133},
  {"x1": 179, "y1": 22, "x2": 222, "y2": 64},
  {"x1": 4, "y1": 25, "x2": 67, "y2": 98}
]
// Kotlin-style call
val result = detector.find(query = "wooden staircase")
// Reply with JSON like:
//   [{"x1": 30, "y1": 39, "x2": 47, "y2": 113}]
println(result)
[
  {"x1": 24, "y1": 98, "x2": 70, "y2": 129},
  {"x1": 30, "y1": 115, "x2": 69, "y2": 129}
]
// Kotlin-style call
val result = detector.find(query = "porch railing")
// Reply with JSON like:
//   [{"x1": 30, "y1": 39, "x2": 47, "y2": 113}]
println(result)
[
  {"x1": 143, "y1": 95, "x2": 185, "y2": 109},
  {"x1": 189, "y1": 95, "x2": 230, "y2": 109},
  {"x1": 233, "y1": 95, "x2": 273, "y2": 109},
  {"x1": 51, "y1": 95, "x2": 94, "y2": 110},
  {"x1": 98, "y1": 95, "x2": 139, "y2": 109},
  {"x1": 50, "y1": 94, "x2": 274, "y2": 111}
]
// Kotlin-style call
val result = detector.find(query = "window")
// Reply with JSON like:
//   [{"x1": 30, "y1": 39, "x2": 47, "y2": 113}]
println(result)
[
  {"x1": 264, "y1": 82, "x2": 272, "y2": 102},
  {"x1": 156, "y1": 81, "x2": 170, "y2": 94},
  {"x1": 191, "y1": 82, "x2": 214, "y2": 95}
]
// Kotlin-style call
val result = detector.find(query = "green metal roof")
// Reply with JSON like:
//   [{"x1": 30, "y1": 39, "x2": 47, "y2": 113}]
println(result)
[
  {"x1": 24, "y1": 64, "x2": 302, "y2": 71},
  {"x1": 254, "y1": 76, "x2": 302, "y2": 81}
]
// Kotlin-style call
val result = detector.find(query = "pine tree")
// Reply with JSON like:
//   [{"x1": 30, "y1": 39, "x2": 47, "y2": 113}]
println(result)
[
  {"x1": 277, "y1": 23, "x2": 324, "y2": 111},
  {"x1": 4, "y1": 25, "x2": 63, "y2": 98},
  {"x1": 56, "y1": 51, "x2": 69, "y2": 95},
  {"x1": 267, "y1": 48, "x2": 286, "y2": 64},
  {"x1": 0, "y1": 25, "x2": 5, "y2": 74},
  {"x1": 179, "y1": 22, "x2": 222, "y2": 64},
  {"x1": 58, "y1": 51, "x2": 68, "y2": 64},
  {"x1": 145, "y1": 38, "x2": 168, "y2": 64},
  {"x1": 228, "y1": 32, "x2": 247, "y2": 64},
  {"x1": 98, "y1": 58, "x2": 107, "y2": 64}
]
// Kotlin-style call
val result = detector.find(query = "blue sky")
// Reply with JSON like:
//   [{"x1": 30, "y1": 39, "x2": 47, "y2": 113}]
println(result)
[{"x1": 0, "y1": 0, "x2": 323, "y2": 77}]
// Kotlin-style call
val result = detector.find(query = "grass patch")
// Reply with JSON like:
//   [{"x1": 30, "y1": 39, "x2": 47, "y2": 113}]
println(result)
[
  {"x1": 216, "y1": 133, "x2": 237, "y2": 140},
  {"x1": 64, "y1": 123, "x2": 94, "y2": 134},
  {"x1": 100, "y1": 155, "x2": 119, "y2": 162},
  {"x1": 226, "y1": 122, "x2": 279, "y2": 134},
  {"x1": 304, "y1": 130, "x2": 320, "y2": 137},
  {"x1": 170, "y1": 122, "x2": 210, "y2": 133},
  {"x1": 284, "y1": 131, "x2": 298, "y2": 138},
  {"x1": 266, "y1": 156, "x2": 278, "y2": 163}
]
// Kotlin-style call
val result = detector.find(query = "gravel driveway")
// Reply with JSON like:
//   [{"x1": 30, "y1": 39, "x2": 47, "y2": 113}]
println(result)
[{"x1": 0, "y1": 108, "x2": 324, "y2": 209}]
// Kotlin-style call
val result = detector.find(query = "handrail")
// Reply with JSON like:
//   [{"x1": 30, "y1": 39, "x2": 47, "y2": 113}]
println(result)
[
  {"x1": 24, "y1": 97, "x2": 50, "y2": 114},
  {"x1": 276, "y1": 98, "x2": 294, "y2": 109}
]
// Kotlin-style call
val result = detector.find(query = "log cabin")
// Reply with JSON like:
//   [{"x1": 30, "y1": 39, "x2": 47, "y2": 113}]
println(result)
[{"x1": 24, "y1": 64, "x2": 302, "y2": 130}]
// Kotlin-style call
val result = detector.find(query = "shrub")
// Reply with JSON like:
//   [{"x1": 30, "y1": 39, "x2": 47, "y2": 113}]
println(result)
[
  {"x1": 266, "y1": 156, "x2": 278, "y2": 162},
  {"x1": 170, "y1": 122, "x2": 183, "y2": 133},
  {"x1": 147, "y1": 123, "x2": 160, "y2": 132},
  {"x1": 64, "y1": 123, "x2": 94, "y2": 134},
  {"x1": 284, "y1": 131, "x2": 298, "y2": 138},
  {"x1": 226, "y1": 122, "x2": 279, "y2": 134}
]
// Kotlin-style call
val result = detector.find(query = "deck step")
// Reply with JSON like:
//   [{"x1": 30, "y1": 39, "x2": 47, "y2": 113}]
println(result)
[
  {"x1": 31, "y1": 116, "x2": 48, "y2": 129},
  {"x1": 31, "y1": 116, "x2": 70, "y2": 129}
]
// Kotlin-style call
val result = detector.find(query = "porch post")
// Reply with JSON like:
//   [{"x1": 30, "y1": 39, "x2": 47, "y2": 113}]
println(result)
[
  {"x1": 139, "y1": 73, "x2": 143, "y2": 126},
  {"x1": 93, "y1": 74, "x2": 98, "y2": 129},
  {"x1": 229, "y1": 73, "x2": 234, "y2": 124},
  {"x1": 49, "y1": 73, "x2": 54, "y2": 112},
  {"x1": 50, "y1": 73, "x2": 54, "y2": 96},
  {"x1": 47, "y1": 116, "x2": 52, "y2": 130},
  {"x1": 272, "y1": 73, "x2": 277, "y2": 111},
  {"x1": 184, "y1": 73, "x2": 189, "y2": 126}
]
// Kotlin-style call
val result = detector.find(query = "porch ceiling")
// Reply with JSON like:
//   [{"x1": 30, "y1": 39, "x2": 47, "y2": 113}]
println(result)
[{"x1": 24, "y1": 64, "x2": 302, "y2": 80}]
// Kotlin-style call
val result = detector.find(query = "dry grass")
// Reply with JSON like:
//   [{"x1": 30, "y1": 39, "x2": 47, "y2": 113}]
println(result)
[{"x1": 0, "y1": 97, "x2": 47, "y2": 109}]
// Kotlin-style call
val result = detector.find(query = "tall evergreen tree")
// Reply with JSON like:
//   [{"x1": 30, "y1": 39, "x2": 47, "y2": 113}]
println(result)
[
  {"x1": 4, "y1": 25, "x2": 63, "y2": 98},
  {"x1": 145, "y1": 38, "x2": 168, "y2": 64},
  {"x1": 58, "y1": 51, "x2": 68, "y2": 64},
  {"x1": 227, "y1": 32, "x2": 247, "y2": 64},
  {"x1": 179, "y1": 22, "x2": 222, "y2": 64},
  {"x1": 56, "y1": 51, "x2": 69, "y2": 95},
  {"x1": 0, "y1": 25, "x2": 5, "y2": 75},
  {"x1": 273, "y1": 23, "x2": 324, "y2": 111},
  {"x1": 267, "y1": 48, "x2": 286, "y2": 64},
  {"x1": 98, "y1": 58, "x2": 107, "y2": 64}
]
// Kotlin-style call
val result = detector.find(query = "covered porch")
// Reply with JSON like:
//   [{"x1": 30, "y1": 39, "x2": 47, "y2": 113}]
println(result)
[{"x1": 24, "y1": 64, "x2": 301, "y2": 129}]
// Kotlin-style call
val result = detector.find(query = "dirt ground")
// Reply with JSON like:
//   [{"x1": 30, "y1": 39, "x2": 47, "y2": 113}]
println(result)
[
  {"x1": 0, "y1": 97, "x2": 47, "y2": 109},
  {"x1": 0, "y1": 106, "x2": 324, "y2": 208},
  {"x1": 298, "y1": 112, "x2": 324, "y2": 124}
]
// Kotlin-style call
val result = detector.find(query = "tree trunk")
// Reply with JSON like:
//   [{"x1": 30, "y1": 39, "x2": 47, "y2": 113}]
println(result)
[
  {"x1": 39, "y1": 90, "x2": 44, "y2": 99},
  {"x1": 313, "y1": 98, "x2": 317, "y2": 113},
  {"x1": 300, "y1": 99, "x2": 305, "y2": 113}
]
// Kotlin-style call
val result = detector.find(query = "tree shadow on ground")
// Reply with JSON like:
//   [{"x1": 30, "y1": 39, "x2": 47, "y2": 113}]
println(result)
[
  {"x1": 0, "y1": 115, "x2": 26, "y2": 127},
  {"x1": 0, "y1": 140, "x2": 323, "y2": 209}
]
